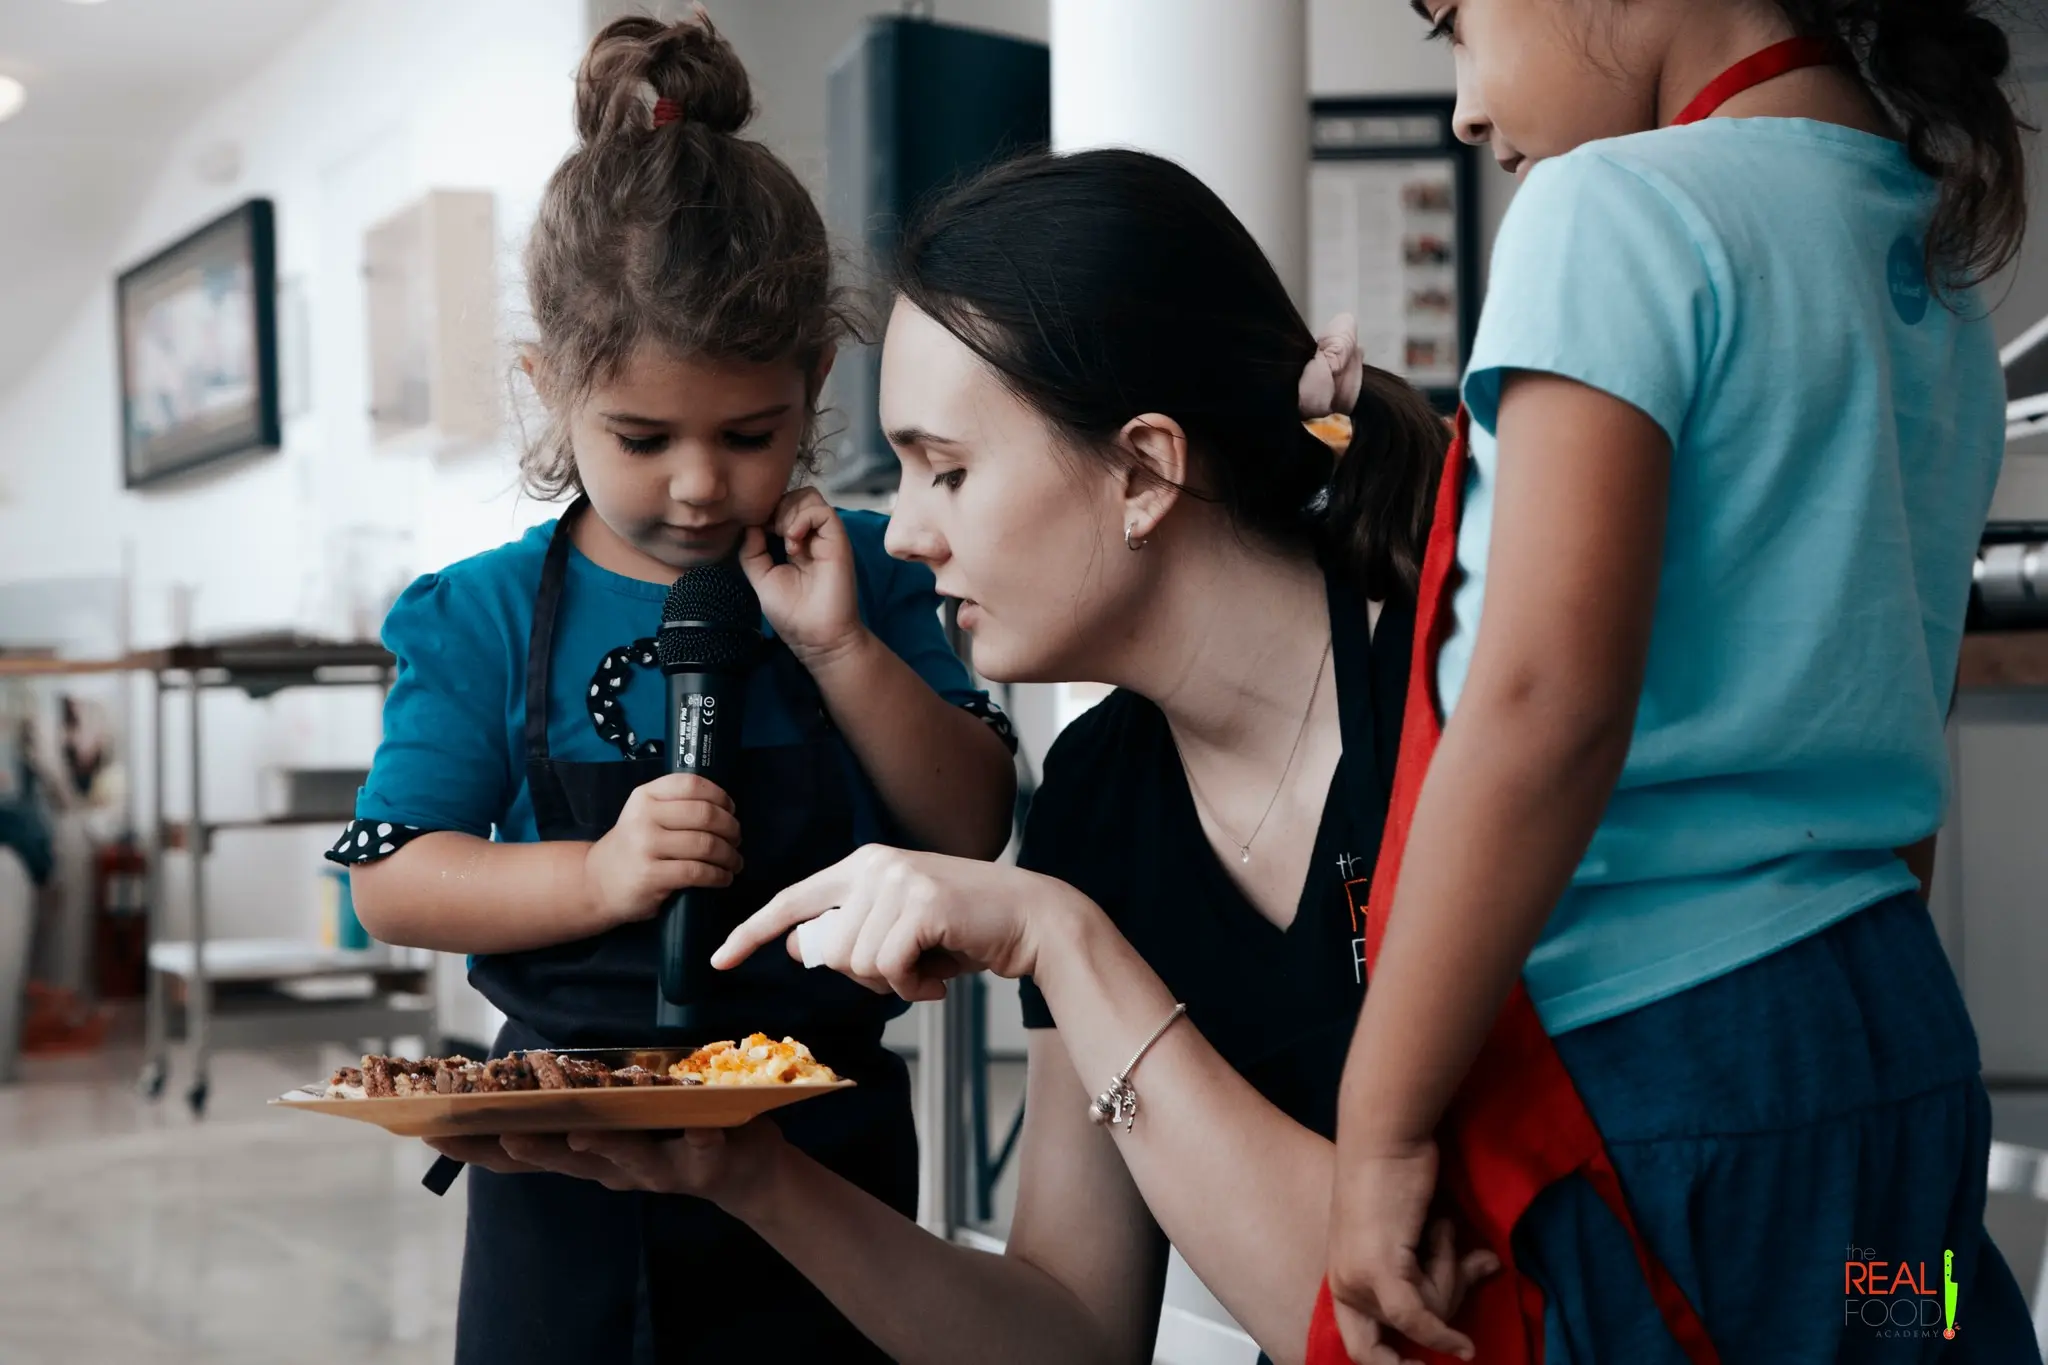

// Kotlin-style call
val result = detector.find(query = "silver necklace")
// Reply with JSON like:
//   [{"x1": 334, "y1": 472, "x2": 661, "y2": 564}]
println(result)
[{"x1": 1176, "y1": 637, "x2": 1332, "y2": 865}]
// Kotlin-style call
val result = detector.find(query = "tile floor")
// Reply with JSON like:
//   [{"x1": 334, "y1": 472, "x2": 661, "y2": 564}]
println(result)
[
  {"x1": 0, "y1": 1035, "x2": 466, "y2": 1365},
  {"x1": 3, "y1": 1026, "x2": 2038, "y2": 1365},
  {"x1": 0, "y1": 1023, "x2": 1031, "y2": 1365}
]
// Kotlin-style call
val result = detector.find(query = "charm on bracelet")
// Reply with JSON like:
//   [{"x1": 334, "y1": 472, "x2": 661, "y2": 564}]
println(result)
[{"x1": 1086, "y1": 1002, "x2": 1187, "y2": 1135}]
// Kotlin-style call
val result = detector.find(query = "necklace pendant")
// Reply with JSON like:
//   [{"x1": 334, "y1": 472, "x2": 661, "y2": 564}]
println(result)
[{"x1": 1239, "y1": 846, "x2": 1251, "y2": 865}]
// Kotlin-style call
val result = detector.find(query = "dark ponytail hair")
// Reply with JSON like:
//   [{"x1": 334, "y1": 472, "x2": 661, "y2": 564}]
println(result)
[
  {"x1": 1779, "y1": 0, "x2": 2028, "y2": 290},
  {"x1": 520, "y1": 12, "x2": 849, "y2": 498},
  {"x1": 892, "y1": 149, "x2": 1445, "y2": 603}
]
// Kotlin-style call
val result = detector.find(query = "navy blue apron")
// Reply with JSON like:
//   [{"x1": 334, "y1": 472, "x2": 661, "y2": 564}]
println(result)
[{"x1": 455, "y1": 501, "x2": 915, "y2": 1365}]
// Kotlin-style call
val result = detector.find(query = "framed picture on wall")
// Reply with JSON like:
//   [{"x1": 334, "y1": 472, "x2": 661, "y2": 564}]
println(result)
[
  {"x1": 116, "y1": 199, "x2": 282, "y2": 489},
  {"x1": 1309, "y1": 98, "x2": 1479, "y2": 413}
]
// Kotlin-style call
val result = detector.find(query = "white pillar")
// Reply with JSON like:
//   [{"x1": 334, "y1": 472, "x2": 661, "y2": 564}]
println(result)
[{"x1": 1051, "y1": 0, "x2": 1309, "y2": 304}]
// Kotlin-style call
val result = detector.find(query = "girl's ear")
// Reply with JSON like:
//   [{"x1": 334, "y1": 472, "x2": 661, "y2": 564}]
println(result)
[{"x1": 519, "y1": 345, "x2": 562, "y2": 409}]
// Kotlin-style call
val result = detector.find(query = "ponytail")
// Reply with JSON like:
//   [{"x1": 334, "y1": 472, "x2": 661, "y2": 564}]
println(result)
[
  {"x1": 1313, "y1": 370, "x2": 1446, "y2": 602},
  {"x1": 1780, "y1": 0, "x2": 2028, "y2": 290}
]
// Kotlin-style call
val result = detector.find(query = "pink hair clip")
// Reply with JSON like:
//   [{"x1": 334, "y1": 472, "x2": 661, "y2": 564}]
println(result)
[{"x1": 652, "y1": 97, "x2": 683, "y2": 129}]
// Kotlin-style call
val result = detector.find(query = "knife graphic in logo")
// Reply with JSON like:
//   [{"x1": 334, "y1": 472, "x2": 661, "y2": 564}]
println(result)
[{"x1": 1944, "y1": 1248, "x2": 1957, "y2": 1339}]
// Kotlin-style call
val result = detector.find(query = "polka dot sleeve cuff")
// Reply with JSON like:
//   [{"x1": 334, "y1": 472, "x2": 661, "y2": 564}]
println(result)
[
  {"x1": 325, "y1": 819, "x2": 429, "y2": 866},
  {"x1": 962, "y1": 694, "x2": 1019, "y2": 755}
]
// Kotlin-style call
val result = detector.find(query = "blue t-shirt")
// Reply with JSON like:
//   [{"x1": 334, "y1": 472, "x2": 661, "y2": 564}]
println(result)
[
  {"x1": 357, "y1": 508, "x2": 984, "y2": 846},
  {"x1": 1439, "y1": 119, "x2": 2004, "y2": 1034}
]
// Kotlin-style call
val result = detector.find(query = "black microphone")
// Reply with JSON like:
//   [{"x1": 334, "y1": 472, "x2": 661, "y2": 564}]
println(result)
[{"x1": 653, "y1": 560, "x2": 761, "y2": 1031}]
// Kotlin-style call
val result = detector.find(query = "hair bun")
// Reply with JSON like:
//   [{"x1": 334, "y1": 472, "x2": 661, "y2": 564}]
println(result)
[{"x1": 576, "y1": 11, "x2": 755, "y2": 145}]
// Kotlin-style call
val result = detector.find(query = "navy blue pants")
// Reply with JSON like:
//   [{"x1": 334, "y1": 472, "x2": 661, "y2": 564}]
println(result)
[{"x1": 1522, "y1": 893, "x2": 2039, "y2": 1363}]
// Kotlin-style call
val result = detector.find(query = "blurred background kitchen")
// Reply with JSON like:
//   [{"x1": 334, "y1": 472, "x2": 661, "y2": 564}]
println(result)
[{"x1": 3, "y1": 1, "x2": 2048, "y2": 1361}]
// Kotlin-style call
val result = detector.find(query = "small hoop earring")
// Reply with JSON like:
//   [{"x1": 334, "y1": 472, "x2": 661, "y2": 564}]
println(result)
[{"x1": 1125, "y1": 523, "x2": 1148, "y2": 552}]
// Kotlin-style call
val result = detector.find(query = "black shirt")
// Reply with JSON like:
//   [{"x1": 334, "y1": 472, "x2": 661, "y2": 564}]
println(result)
[{"x1": 1017, "y1": 568, "x2": 1412, "y2": 1139}]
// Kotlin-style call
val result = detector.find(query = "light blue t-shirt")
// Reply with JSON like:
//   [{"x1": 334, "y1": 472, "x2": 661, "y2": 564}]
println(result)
[{"x1": 1439, "y1": 119, "x2": 2004, "y2": 1034}]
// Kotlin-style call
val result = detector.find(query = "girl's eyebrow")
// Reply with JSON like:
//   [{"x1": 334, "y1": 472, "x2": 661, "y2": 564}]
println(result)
[
  {"x1": 599, "y1": 403, "x2": 793, "y2": 426},
  {"x1": 722, "y1": 403, "x2": 793, "y2": 424}
]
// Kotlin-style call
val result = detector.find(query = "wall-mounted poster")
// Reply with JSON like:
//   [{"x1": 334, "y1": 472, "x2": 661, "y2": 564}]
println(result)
[
  {"x1": 1309, "y1": 99, "x2": 1478, "y2": 413},
  {"x1": 116, "y1": 199, "x2": 281, "y2": 489}
]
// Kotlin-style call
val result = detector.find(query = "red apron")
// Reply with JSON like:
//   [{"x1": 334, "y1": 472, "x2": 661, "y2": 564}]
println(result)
[{"x1": 1305, "y1": 39, "x2": 1833, "y2": 1365}]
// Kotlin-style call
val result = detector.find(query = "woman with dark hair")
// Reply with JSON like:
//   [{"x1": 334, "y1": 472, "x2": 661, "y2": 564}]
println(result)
[{"x1": 473, "y1": 147, "x2": 1496, "y2": 1365}]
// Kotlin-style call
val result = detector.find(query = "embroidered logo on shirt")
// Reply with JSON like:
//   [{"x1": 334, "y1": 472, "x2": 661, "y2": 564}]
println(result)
[
  {"x1": 1887, "y1": 236, "x2": 1929, "y2": 326},
  {"x1": 1337, "y1": 851, "x2": 1370, "y2": 985}
]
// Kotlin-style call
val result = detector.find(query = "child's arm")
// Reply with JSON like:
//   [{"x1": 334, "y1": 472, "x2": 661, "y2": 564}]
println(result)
[
  {"x1": 344, "y1": 567, "x2": 744, "y2": 957},
  {"x1": 351, "y1": 773, "x2": 742, "y2": 954},
  {"x1": 741, "y1": 489, "x2": 1016, "y2": 860},
  {"x1": 1325, "y1": 372, "x2": 1669, "y2": 1354},
  {"x1": 802, "y1": 630, "x2": 1015, "y2": 858}
]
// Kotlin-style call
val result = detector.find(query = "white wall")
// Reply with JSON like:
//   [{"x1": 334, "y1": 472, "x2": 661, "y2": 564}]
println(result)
[
  {"x1": 0, "y1": 0, "x2": 1496, "y2": 1044},
  {"x1": 0, "y1": 0, "x2": 586, "y2": 1043}
]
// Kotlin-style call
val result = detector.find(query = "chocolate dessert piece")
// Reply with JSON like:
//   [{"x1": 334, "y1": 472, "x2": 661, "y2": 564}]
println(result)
[
  {"x1": 556, "y1": 1057, "x2": 614, "y2": 1089},
  {"x1": 526, "y1": 1052, "x2": 569, "y2": 1091},
  {"x1": 480, "y1": 1055, "x2": 538, "y2": 1092},
  {"x1": 435, "y1": 1061, "x2": 488, "y2": 1095},
  {"x1": 362, "y1": 1055, "x2": 397, "y2": 1097},
  {"x1": 326, "y1": 1066, "x2": 366, "y2": 1099},
  {"x1": 389, "y1": 1059, "x2": 442, "y2": 1098},
  {"x1": 611, "y1": 1066, "x2": 674, "y2": 1087}
]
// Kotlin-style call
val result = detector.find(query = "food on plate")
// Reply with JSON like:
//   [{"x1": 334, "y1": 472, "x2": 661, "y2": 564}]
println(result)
[
  {"x1": 318, "y1": 1035, "x2": 838, "y2": 1099},
  {"x1": 668, "y1": 1034, "x2": 839, "y2": 1086}
]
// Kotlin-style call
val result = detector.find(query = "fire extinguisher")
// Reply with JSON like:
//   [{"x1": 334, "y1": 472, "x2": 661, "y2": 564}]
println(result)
[{"x1": 94, "y1": 839, "x2": 148, "y2": 1000}]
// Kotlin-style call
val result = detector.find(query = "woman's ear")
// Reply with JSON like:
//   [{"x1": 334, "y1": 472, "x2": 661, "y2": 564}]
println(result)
[{"x1": 1118, "y1": 412, "x2": 1188, "y2": 545}]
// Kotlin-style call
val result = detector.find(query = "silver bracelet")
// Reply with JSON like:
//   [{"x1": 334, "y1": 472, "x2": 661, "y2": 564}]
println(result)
[{"x1": 1088, "y1": 1002, "x2": 1188, "y2": 1133}]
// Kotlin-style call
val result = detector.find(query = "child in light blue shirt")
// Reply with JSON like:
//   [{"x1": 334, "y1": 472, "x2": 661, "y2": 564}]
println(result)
[
  {"x1": 1326, "y1": 2, "x2": 2037, "y2": 1361},
  {"x1": 1441, "y1": 116, "x2": 2005, "y2": 1034}
]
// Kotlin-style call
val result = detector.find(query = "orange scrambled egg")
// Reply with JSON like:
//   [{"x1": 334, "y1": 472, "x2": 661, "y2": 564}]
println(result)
[{"x1": 667, "y1": 1033, "x2": 839, "y2": 1085}]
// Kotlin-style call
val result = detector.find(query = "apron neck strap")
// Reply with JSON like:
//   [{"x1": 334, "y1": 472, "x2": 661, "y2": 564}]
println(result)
[
  {"x1": 1672, "y1": 35, "x2": 1835, "y2": 126},
  {"x1": 525, "y1": 498, "x2": 588, "y2": 764}
]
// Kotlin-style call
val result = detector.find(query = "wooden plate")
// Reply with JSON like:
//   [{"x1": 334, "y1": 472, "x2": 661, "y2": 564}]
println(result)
[
  {"x1": 271, "y1": 1081, "x2": 854, "y2": 1137},
  {"x1": 268, "y1": 1047, "x2": 854, "y2": 1138}
]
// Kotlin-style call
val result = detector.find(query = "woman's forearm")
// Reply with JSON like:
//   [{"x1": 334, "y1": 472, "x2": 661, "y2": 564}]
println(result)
[
  {"x1": 726, "y1": 1142, "x2": 1117, "y2": 1365},
  {"x1": 349, "y1": 832, "x2": 608, "y2": 954},
  {"x1": 804, "y1": 628, "x2": 1016, "y2": 859},
  {"x1": 1029, "y1": 902, "x2": 1335, "y2": 1362}
]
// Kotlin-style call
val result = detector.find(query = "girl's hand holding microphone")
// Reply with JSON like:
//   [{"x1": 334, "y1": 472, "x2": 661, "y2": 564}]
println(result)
[
  {"x1": 580, "y1": 774, "x2": 744, "y2": 929},
  {"x1": 713, "y1": 845, "x2": 1082, "y2": 996}
]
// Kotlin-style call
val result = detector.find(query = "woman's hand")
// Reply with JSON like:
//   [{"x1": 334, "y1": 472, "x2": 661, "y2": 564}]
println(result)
[
  {"x1": 582, "y1": 773, "x2": 743, "y2": 930},
  {"x1": 425, "y1": 1120, "x2": 787, "y2": 1211},
  {"x1": 739, "y1": 488, "x2": 865, "y2": 668},
  {"x1": 1326, "y1": 1137, "x2": 1484, "y2": 1364},
  {"x1": 713, "y1": 845, "x2": 1087, "y2": 999}
]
